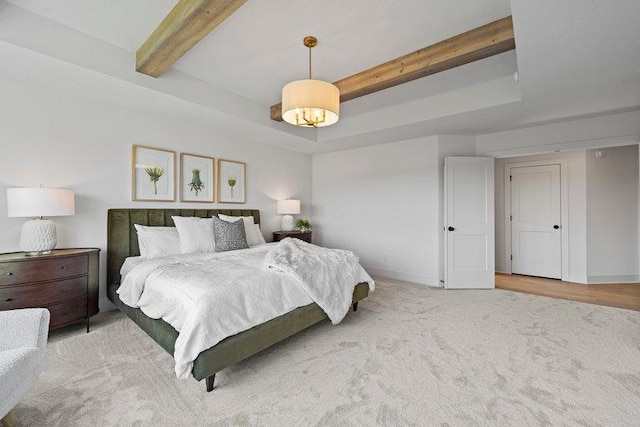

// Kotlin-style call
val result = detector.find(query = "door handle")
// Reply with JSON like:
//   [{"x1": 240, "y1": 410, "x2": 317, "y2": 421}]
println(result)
[
  {"x1": 448, "y1": 226, "x2": 455, "y2": 231},
  {"x1": 553, "y1": 225, "x2": 560, "y2": 229}
]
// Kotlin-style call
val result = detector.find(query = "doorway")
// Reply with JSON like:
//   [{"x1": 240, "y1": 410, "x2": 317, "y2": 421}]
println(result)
[
  {"x1": 510, "y1": 164, "x2": 562, "y2": 279},
  {"x1": 504, "y1": 159, "x2": 569, "y2": 281}
]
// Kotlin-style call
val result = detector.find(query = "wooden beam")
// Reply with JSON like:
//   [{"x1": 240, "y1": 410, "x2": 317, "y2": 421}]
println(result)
[
  {"x1": 271, "y1": 16, "x2": 515, "y2": 121},
  {"x1": 2, "y1": 411, "x2": 19, "y2": 427},
  {"x1": 136, "y1": 0, "x2": 246, "y2": 77}
]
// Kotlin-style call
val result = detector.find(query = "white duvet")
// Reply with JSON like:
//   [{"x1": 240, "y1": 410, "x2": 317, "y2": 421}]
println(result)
[{"x1": 117, "y1": 242, "x2": 373, "y2": 379}]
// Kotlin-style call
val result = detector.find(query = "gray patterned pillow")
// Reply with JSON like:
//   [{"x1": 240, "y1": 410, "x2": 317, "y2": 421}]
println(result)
[{"x1": 212, "y1": 216, "x2": 249, "y2": 252}]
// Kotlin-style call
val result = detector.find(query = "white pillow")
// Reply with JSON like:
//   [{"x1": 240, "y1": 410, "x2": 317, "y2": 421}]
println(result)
[
  {"x1": 217, "y1": 214, "x2": 265, "y2": 246},
  {"x1": 134, "y1": 225, "x2": 181, "y2": 258},
  {"x1": 217, "y1": 214, "x2": 254, "y2": 228},
  {"x1": 250, "y1": 223, "x2": 266, "y2": 246},
  {"x1": 171, "y1": 216, "x2": 215, "y2": 253}
]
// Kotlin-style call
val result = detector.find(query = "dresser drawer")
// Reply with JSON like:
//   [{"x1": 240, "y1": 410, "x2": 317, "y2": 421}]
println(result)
[
  {"x1": 0, "y1": 277, "x2": 87, "y2": 310},
  {"x1": 0, "y1": 255, "x2": 88, "y2": 286},
  {"x1": 0, "y1": 249, "x2": 99, "y2": 332},
  {"x1": 49, "y1": 298, "x2": 88, "y2": 329}
]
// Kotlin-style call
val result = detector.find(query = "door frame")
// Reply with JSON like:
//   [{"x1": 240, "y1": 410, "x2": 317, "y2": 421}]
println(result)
[{"x1": 504, "y1": 159, "x2": 569, "y2": 281}]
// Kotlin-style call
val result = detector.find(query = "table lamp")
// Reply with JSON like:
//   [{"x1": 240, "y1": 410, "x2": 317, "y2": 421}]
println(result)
[
  {"x1": 7, "y1": 187, "x2": 75, "y2": 255},
  {"x1": 277, "y1": 199, "x2": 300, "y2": 231}
]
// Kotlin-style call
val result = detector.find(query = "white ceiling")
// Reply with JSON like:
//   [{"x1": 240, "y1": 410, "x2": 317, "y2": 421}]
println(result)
[{"x1": 1, "y1": 0, "x2": 639, "y2": 154}]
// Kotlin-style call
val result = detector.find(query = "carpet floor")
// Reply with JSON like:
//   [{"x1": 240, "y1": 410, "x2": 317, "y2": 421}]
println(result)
[{"x1": 12, "y1": 278, "x2": 640, "y2": 426}]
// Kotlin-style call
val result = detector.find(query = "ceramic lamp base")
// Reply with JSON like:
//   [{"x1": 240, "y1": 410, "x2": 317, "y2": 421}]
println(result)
[
  {"x1": 20, "y1": 218, "x2": 57, "y2": 255},
  {"x1": 281, "y1": 215, "x2": 294, "y2": 231}
]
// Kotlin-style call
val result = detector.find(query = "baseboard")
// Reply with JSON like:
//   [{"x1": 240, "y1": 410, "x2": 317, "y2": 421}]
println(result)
[
  {"x1": 587, "y1": 274, "x2": 640, "y2": 284},
  {"x1": 362, "y1": 265, "x2": 440, "y2": 287}
]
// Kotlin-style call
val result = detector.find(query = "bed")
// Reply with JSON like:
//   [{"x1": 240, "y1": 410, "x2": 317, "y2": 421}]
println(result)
[{"x1": 106, "y1": 208, "x2": 371, "y2": 392}]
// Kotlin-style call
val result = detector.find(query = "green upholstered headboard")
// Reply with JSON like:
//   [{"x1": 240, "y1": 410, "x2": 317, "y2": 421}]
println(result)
[{"x1": 107, "y1": 208, "x2": 260, "y2": 285}]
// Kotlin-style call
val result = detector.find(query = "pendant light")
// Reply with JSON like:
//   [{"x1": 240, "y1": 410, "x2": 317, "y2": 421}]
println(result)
[{"x1": 281, "y1": 36, "x2": 340, "y2": 128}]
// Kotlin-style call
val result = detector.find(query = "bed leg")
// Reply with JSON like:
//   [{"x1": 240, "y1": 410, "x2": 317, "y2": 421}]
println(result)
[
  {"x1": 206, "y1": 374, "x2": 216, "y2": 392},
  {"x1": 352, "y1": 302, "x2": 358, "y2": 312}
]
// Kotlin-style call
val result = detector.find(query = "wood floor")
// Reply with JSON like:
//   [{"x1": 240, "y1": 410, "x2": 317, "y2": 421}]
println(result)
[{"x1": 496, "y1": 273, "x2": 640, "y2": 311}]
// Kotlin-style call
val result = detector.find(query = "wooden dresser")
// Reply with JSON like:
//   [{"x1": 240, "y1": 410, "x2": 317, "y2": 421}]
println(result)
[{"x1": 0, "y1": 248, "x2": 100, "y2": 332}]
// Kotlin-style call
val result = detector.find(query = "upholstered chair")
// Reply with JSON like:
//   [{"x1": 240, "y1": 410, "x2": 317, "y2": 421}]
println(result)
[{"x1": 0, "y1": 308, "x2": 50, "y2": 427}]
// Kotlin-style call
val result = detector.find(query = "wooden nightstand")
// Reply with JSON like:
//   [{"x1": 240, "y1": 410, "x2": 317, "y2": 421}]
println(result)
[
  {"x1": 273, "y1": 230, "x2": 312, "y2": 243},
  {"x1": 0, "y1": 248, "x2": 100, "y2": 332}
]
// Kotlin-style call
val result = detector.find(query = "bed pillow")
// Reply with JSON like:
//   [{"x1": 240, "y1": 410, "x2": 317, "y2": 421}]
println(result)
[
  {"x1": 134, "y1": 225, "x2": 181, "y2": 258},
  {"x1": 217, "y1": 214, "x2": 265, "y2": 246},
  {"x1": 171, "y1": 216, "x2": 215, "y2": 253},
  {"x1": 212, "y1": 216, "x2": 248, "y2": 252},
  {"x1": 250, "y1": 223, "x2": 267, "y2": 246},
  {"x1": 217, "y1": 213, "x2": 254, "y2": 227}
]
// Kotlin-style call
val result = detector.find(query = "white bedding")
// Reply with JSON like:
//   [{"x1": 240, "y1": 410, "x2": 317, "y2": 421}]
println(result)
[
  {"x1": 117, "y1": 242, "x2": 373, "y2": 379},
  {"x1": 264, "y1": 238, "x2": 374, "y2": 324}
]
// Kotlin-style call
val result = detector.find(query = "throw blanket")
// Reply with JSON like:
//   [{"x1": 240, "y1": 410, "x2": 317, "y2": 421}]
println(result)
[{"x1": 263, "y1": 238, "x2": 375, "y2": 324}]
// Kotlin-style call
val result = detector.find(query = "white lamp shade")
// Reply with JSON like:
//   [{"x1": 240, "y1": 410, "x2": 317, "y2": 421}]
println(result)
[
  {"x1": 282, "y1": 79, "x2": 340, "y2": 127},
  {"x1": 7, "y1": 188, "x2": 75, "y2": 218},
  {"x1": 277, "y1": 199, "x2": 300, "y2": 215}
]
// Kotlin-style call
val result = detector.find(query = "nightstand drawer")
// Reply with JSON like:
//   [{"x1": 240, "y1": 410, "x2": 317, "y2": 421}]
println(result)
[
  {"x1": 0, "y1": 255, "x2": 88, "y2": 286},
  {"x1": 0, "y1": 277, "x2": 87, "y2": 310},
  {"x1": 273, "y1": 231, "x2": 312, "y2": 243},
  {"x1": 49, "y1": 298, "x2": 88, "y2": 328}
]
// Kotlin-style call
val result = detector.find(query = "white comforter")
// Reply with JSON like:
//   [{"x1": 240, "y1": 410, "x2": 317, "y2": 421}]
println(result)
[{"x1": 117, "y1": 243, "x2": 373, "y2": 379}]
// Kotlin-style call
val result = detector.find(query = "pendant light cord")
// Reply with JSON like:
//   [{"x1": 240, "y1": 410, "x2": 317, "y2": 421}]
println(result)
[{"x1": 308, "y1": 45, "x2": 312, "y2": 79}]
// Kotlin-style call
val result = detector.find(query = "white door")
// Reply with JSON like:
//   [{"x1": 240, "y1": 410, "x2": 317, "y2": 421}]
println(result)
[
  {"x1": 510, "y1": 164, "x2": 562, "y2": 279},
  {"x1": 444, "y1": 157, "x2": 495, "y2": 289}
]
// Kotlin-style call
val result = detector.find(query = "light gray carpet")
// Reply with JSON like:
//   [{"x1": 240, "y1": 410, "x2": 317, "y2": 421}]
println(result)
[{"x1": 13, "y1": 279, "x2": 640, "y2": 426}]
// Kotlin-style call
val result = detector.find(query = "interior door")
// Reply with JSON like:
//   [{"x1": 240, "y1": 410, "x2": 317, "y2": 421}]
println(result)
[
  {"x1": 510, "y1": 164, "x2": 561, "y2": 279},
  {"x1": 444, "y1": 157, "x2": 495, "y2": 289}
]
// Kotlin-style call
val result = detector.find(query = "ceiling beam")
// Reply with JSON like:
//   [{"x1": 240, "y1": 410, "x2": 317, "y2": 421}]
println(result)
[
  {"x1": 136, "y1": 0, "x2": 246, "y2": 77},
  {"x1": 271, "y1": 16, "x2": 515, "y2": 121}
]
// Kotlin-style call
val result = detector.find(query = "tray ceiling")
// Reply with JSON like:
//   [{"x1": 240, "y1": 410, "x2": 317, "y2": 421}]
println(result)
[{"x1": 1, "y1": 0, "x2": 638, "y2": 153}]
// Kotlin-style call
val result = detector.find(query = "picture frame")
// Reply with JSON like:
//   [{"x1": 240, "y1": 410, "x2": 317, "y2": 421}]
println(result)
[
  {"x1": 217, "y1": 159, "x2": 246, "y2": 203},
  {"x1": 132, "y1": 145, "x2": 176, "y2": 201},
  {"x1": 180, "y1": 153, "x2": 215, "y2": 203}
]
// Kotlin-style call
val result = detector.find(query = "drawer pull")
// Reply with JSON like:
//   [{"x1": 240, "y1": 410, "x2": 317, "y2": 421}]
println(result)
[
  {"x1": 61, "y1": 266, "x2": 66, "y2": 270},
  {"x1": 5, "y1": 298, "x2": 13, "y2": 302},
  {"x1": 6, "y1": 272, "x2": 12, "y2": 276}
]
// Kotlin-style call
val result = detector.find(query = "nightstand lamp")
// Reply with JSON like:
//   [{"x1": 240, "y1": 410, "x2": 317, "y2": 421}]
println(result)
[
  {"x1": 7, "y1": 187, "x2": 75, "y2": 256},
  {"x1": 277, "y1": 199, "x2": 300, "y2": 231}
]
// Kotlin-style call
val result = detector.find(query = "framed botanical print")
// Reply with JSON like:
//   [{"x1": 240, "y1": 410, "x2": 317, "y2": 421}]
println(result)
[
  {"x1": 217, "y1": 159, "x2": 246, "y2": 203},
  {"x1": 180, "y1": 153, "x2": 215, "y2": 202},
  {"x1": 132, "y1": 145, "x2": 176, "y2": 201}
]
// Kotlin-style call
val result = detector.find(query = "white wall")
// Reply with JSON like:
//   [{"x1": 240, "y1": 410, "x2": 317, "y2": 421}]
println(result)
[
  {"x1": 312, "y1": 136, "x2": 440, "y2": 285},
  {"x1": 0, "y1": 75, "x2": 312, "y2": 311},
  {"x1": 585, "y1": 145, "x2": 639, "y2": 282}
]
